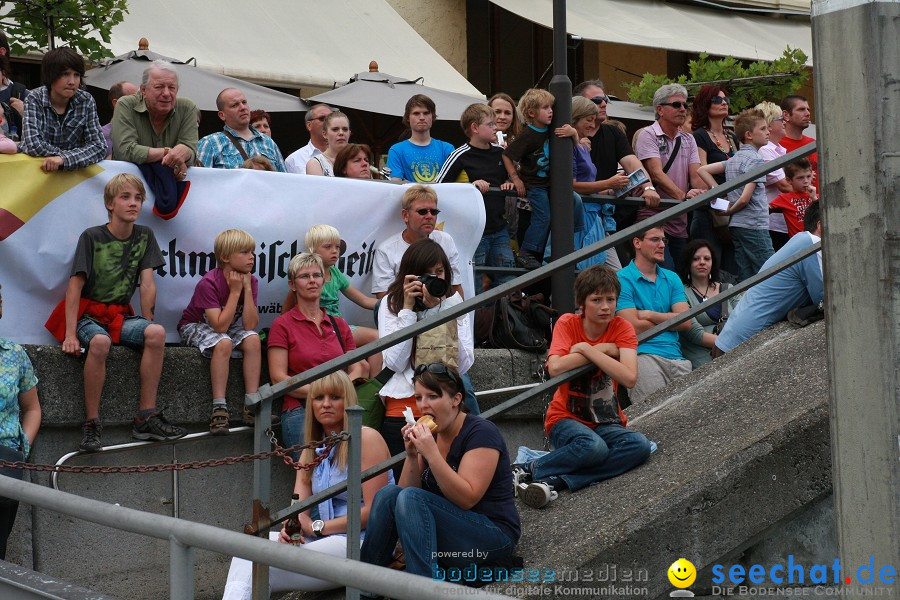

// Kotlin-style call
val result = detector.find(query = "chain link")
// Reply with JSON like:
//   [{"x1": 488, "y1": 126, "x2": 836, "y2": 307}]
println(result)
[{"x1": 0, "y1": 431, "x2": 350, "y2": 475}]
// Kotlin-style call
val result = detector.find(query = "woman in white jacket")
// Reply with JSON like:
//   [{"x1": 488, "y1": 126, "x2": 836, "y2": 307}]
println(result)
[{"x1": 377, "y1": 238, "x2": 474, "y2": 478}]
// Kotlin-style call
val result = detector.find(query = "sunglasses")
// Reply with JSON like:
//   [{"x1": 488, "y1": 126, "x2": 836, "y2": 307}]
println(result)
[
  {"x1": 710, "y1": 96, "x2": 731, "y2": 105},
  {"x1": 414, "y1": 208, "x2": 440, "y2": 216},
  {"x1": 414, "y1": 362, "x2": 463, "y2": 389},
  {"x1": 590, "y1": 95, "x2": 611, "y2": 105},
  {"x1": 660, "y1": 101, "x2": 690, "y2": 110}
]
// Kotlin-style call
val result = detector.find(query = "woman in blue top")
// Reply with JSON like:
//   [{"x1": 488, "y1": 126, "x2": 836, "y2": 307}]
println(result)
[
  {"x1": 360, "y1": 363, "x2": 520, "y2": 581},
  {"x1": 222, "y1": 370, "x2": 392, "y2": 599},
  {"x1": 0, "y1": 282, "x2": 42, "y2": 560}
]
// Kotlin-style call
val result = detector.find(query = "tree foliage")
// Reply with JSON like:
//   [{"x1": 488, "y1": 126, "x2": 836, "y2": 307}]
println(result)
[
  {"x1": 0, "y1": 0, "x2": 128, "y2": 61},
  {"x1": 623, "y1": 47, "x2": 810, "y2": 112}
]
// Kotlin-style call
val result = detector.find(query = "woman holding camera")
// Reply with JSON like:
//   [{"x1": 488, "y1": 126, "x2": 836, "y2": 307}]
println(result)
[{"x1": 377, "y1": 238, "x2": 474, "y2": 477}]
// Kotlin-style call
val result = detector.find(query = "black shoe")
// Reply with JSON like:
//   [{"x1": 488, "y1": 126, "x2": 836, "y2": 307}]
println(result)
[
  {"x1": 80, "y1": 419, "x2": 103, "y2": 452},
  {"x1": 132, "y1": 410, "x2": 187, "y2": 441},
  {"x1": 515, "y1": 253, "x2": 542, "y2": 270}
]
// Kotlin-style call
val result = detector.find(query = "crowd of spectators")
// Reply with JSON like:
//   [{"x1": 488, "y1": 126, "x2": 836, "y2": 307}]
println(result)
[{"x1": 1, "y1": 35, "x2": 826, "y2": 594}]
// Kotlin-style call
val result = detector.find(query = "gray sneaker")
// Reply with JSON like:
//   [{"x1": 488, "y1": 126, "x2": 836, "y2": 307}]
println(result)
[
  {"x1": 512, "y1": 466, "x2": 531, "y2": 497},
  {"x1": 80, "y1": 420, "x2": 103, "y2": 453},
  {"x1": 520, "y1": 482, "x2": 558, "y2": 509},
  {"x1": 132, "y1": 411, "x2": 187, "y2": 441}
]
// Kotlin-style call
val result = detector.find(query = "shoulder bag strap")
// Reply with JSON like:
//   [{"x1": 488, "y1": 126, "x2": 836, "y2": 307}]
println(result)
[
  {"x1": 222, "y1": 130, "x2": 250, "y2": 161},
  {"x1": 662, "y1": 135, "x2": 682, "y2": 174}
]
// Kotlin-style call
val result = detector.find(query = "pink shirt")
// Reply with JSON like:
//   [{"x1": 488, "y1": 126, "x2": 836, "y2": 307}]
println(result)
[
  {"x1": 0, "y1": 132, "x2": 16, "y2": 154},
  {"x1": 635, "y1": 121, "x2": 700, "y2": 238},
  {"x1": 267, "y1": 306, "x2": 355, "y2": 413}
]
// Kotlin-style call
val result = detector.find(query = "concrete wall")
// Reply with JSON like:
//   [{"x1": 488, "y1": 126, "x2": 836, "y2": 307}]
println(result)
[{"x1": 6, "y1": 345, "x2": 545, "y2": 599}]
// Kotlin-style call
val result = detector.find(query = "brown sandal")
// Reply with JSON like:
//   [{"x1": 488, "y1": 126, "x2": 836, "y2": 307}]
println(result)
[{"x1": 209, "y1": 406, "x2": 229, "y2": 435}]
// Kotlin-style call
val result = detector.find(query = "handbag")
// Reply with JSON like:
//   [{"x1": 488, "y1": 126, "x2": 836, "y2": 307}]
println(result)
[
  {"x1": 475, "y1": 293, "x2": 556, "y2": 352},
  {"x1": 329, "y1": 315, "x2": 393, "y2": 429}
]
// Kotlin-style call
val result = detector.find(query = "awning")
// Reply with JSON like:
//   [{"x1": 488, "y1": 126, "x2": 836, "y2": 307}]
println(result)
[
  {"x1": 103, "y1": 0, "x2": 482, "y2": 96},
  {"x1": 489, "y1": 0, "x2": 813, "y2": 63}
]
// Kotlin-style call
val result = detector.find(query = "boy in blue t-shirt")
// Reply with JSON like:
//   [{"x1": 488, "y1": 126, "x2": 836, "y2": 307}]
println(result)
[{"x1": 386, "y1": 94, "x2": 454, "y2": 183}]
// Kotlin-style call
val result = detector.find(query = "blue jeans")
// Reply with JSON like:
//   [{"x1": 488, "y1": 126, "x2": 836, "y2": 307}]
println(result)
[
  {"x1": 520, "y1": 187, "x2": 585, "y2": 256},
  {"x1": 279, "y1": 405, "x2": 306, "y2": 460},
  {"x1": 529, "y1": 419, "x2": 652, "y2": 492},
  {"x1": 76, "y1": 315, "x2": 155, "y2": 349},
  {"x1": 730, "y1": 226, "x2": 774, "y2": 282},
  {"x1": 661, "y1": 235, "x2": 688, "y2": 272},
  {"x1": 460, "y1": 372, "x2": 480, "y2": 415},
  {"x1": 359, "y1": 485, "x2": 515, "y2": 578},
  {"x1": 474, "y1": 229, "x2": 516, "y2": 288}
]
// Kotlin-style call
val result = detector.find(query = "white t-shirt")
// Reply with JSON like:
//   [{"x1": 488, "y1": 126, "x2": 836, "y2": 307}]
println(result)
[{"x1": 370, "y1": 230, "x2": 462, "y2": 294}]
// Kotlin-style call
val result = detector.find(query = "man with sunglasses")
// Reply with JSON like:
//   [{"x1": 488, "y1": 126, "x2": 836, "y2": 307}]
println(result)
[
  {"x1": 370, "y1": 184, "x2": 462, "y2": 300},
  {"x1": 635, "y1": 84, "x2": 707, "y2": 270},
  {"x1": 284, "y1": 103, "x2": 333, "y2": 174},
  {"x1": 574, "y1": 80, "x2": 660, "y2": 265}
]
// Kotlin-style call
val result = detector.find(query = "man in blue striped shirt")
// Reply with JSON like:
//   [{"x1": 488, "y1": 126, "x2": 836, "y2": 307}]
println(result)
[{"x1": 198, "y1": 87, "x2": 285, "y2": 172}]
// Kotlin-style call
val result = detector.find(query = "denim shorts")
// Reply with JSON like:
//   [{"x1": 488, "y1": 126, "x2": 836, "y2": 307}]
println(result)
[{"x1": 76, "y1": 316, "x2": 154, "y2": 350}]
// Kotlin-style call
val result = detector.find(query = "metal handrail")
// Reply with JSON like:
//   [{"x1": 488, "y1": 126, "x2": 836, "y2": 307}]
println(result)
[{"x1": 249, "y1": 142, "x2": 817, "y2": 405}]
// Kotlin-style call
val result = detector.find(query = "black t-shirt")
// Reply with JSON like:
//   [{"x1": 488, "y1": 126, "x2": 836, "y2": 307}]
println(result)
[
  {"x1": 589, "y1": 123, "x2": 634, "y2": 180},
  {"x1": 436, "y1": 144, "x2": 508, "y2": 234},
  {"x1": 693, "y1": 128, "x2": 739, "y2": 185},
  {"x1": 421, "y1": 415, "x2": 521, "y2": 544},
  {"x1": 503, "y1": 125, "x2": 550, "y2": 188}
]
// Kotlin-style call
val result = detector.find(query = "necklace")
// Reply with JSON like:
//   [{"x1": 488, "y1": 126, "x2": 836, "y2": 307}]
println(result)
[
  {"x1": 691, "y1": 281, "x2": 714, "y2": 301},
  {"x1": 707, "y1": 128, "x2": 736, "y2": 156}
]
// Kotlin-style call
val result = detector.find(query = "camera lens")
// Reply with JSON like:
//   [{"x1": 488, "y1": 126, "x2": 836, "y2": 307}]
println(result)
[{"x1": 418, "y1": 274, "x2": 448, "y2": 298}]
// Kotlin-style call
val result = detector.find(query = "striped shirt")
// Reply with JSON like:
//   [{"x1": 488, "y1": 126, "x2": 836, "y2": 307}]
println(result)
[
  {"x1": 20, "y1": 86, "x2": 106, "y2": 170},
  {"x1": 198, "y1": 125, "x2": 286, "y2": 172}
]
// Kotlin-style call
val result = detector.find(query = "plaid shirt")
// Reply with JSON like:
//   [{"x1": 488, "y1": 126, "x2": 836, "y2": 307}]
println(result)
[
  {"x1": 725, "y1": 143, "x2": 768, "y2": 229},
  {"x1": 197, "y1": 126, "x2": 286, "y2": 172},
  {"x1": 20, "y1": 86, "x2": 106, "y2": 170},
  {"x1": 0, "y1": 338, "x2": 38, "y2": 455}
]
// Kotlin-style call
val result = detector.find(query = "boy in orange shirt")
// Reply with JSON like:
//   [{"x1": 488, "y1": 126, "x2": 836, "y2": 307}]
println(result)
[{"x1": 512, "y1": 266, "x2": 651, "y2": 508}]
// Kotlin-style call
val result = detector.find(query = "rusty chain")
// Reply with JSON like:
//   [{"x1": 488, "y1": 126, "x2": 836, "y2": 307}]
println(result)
[{"x1": 0, "y1": 430, "x2": 349, "y2": 475}]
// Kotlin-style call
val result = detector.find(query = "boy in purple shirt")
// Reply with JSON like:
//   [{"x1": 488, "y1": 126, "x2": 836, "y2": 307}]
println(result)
[{"x1": 179, "y1": 229, "x2": 261, "y2": 434}]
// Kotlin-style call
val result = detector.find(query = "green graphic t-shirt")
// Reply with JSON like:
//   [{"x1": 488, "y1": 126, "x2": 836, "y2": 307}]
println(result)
[{"x1": 71, "y1": 224, "x2": 165, "y2": 305}]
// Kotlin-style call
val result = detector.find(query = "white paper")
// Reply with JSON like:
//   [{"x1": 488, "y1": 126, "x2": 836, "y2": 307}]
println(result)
[
  {"x1": 402, "y1": 406, "x2": 416, "y2": 427},
  {"x1": 710, "y1": 197, "x2": 730, "y2": 211}
]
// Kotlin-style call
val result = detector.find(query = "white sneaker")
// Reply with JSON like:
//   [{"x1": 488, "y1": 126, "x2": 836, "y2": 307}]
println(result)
[
  {"x1": 520, "y1": 482, "x2": 558, "y2": 509},
  {"x1": 512, "y1": 467, "x2": 531, "y2": 497}
]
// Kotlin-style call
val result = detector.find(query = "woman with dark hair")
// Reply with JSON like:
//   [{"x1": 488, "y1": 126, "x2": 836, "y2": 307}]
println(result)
[
  {"x1": 249, "y1": 109, "x2": 272, "y2": 137},
  {"x1": 691, "y1": 84, "x2": 739, "y2": 275},
  {"x1": 377, "y1": 239, "x2": 474, "y2": 477},
  {"x1": 677, "y1": 240, "x2": 736, "y2": 369},
  {"x1": 360, "y1": 362, "x2": 519, "y2": 582},
  {"x1": 222, "y1": 371, "x2": 392, "y2": 599},
  {"x1": 333, "y1": 143, "x2": 373, "y2": 179}
]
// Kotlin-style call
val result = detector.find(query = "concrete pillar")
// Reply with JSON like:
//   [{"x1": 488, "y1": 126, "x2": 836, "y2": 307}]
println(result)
[{"x1": 811, "y1": 0, "x2": 899, "y2": 582}]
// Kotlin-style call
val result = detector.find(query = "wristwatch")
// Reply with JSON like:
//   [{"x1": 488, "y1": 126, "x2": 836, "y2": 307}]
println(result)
[
  {"x1": 644, "y1": 185, "x2": 656, "y2": 192},
  {"x1": 312, "y1": 519, "x2": 325, "y2": 537}
]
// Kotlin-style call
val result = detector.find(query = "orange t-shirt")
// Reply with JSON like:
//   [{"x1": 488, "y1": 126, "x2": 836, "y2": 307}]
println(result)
[{"x1": 543, "y1": 313, "x2": 638, "y2": 436}]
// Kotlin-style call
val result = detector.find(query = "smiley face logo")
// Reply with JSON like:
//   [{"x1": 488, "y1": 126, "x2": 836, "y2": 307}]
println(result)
[{"x1": 668, "y1": 558, "x2": 697, "y2": 588}]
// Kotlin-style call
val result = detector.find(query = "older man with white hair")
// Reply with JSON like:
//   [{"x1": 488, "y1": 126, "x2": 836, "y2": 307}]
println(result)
[
  {"x1": 634, "y1": 83, "x2": 706, "y2": 270},
  {"x1": 111, "y1": 60, "x2": 198, "y2": 181}
]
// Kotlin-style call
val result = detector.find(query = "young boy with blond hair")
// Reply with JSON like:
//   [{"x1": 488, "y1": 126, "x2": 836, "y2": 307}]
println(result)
[
  {"x1": 502, "y1": 88, "x2": 584, "y2": 270},
  {"x1": 46, "y1": 173, "x2": 184, "y2": 452},
  {"x1": 436, "y1": 103, "x2": 516, "y2": 286},
  {"x1": 178, "y1": 229, "x2": 261, "y2": 434},
  {"x1": 698, "y1": 108, "x2": 774, "y2": 281}
]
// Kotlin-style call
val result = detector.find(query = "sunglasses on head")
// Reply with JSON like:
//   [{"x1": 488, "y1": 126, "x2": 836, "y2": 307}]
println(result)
[
  {"x1": 414, "y1": 362, "x2": 462, "y2": 389},
  {"x1": 590, "y1": 95, "x2": 611, "y2": 105},
  {"x1": 710, "y1": 96, "x2": 731, "y2": 105},
  {"x1": 660, "y1": 101, "x2": 690, "y2": 110},
  {"x1": 414, "y1": 208, "x2": 440, "y2": 216}
]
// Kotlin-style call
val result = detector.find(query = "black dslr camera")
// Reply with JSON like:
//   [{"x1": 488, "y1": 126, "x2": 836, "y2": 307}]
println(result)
[{"x1": 414, "y1": 274, "x2": 448, "y2": 311}]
